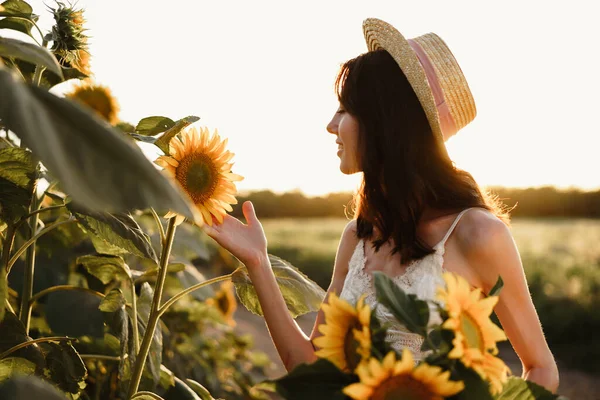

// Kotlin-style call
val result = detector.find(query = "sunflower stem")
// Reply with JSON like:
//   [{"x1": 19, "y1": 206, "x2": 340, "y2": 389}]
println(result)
[
  {"x1": 149, "y1": 208, "x2": 166, "y2": 247},
  {"x1": 131, "y1": 279, "x2": 140, "y2": 355},
  {"x1": 18, "y1": 189, "x2": 42, "y2": 334},
  {"x1": 157, "y1": 273, "x2": 232, "y2": 318},
  {"x1": 127, "y1": 217, "x2": 177, "y2": 399},
  {"x1": 31, "y1": 39, "x2": 48, "y2": 86}
]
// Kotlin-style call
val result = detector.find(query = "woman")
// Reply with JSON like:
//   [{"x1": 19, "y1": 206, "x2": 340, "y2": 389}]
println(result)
[{"x1": 202, "y1": 18, "x2": 559, "y2": 392}]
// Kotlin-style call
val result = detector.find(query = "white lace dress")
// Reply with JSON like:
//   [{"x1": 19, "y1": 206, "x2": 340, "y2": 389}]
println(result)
[{"x1": 338, "y1": 208, "x2": 474, "y2": 361}]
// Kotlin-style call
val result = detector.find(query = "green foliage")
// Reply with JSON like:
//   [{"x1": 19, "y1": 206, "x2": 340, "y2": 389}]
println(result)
[
  {"x1": 77, "y1": 254, "x2": 132, "y2": 284},
  {"x1": 232, "y1": 254, "x2": 326, "y2": 318},
  {"x1": 135, "y1": 117, "x2": 176, "y2": 136},
  {"x1": 0, "y1": 37, "x2": 63, "y2": 78},
  {"x1": 495, "y1": 377, "x2": 565, "y2": 400},
  {"x1": 269, "y1": 358, "x2": 357, "y2": 400},
  {"x1": 488, "y1": 276, "x2": 504, "y2": 297},
  {"x1": 0, "y1": 147, "x2": 36, "y2": 224},
  {"x1": 0, "y1": 68, "x2": 198, "y2": 220},
  {"x1": 0, "y1": 356, "x2": 36, "y2": 381},
  {"x1": 0, "y1": 0, "x2": 33, "y2": 17},
  {"x1": 0, "y1": 375, "x2": 69, "y2": 400},
  {"x1": 373, "y1": 271, "x2": 430, "y2": 336},
  {"x1": 70, "y1": 207, "x2": 158, "y2": 262}
]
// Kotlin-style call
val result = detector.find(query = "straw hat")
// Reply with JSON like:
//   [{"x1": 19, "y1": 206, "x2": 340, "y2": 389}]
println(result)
[{"x1": 363, "y1": 18, "x2": 477, "y2": 143}]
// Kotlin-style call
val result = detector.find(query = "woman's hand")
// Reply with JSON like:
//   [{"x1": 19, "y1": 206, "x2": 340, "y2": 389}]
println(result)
[{"x1": 201, "y1": 201, "x2": 268, "y2": 269}]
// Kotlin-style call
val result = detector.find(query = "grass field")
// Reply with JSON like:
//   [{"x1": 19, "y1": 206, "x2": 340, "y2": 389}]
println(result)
[{"x1": 261, "y1": 217, "x2": 600, "y2": 374}]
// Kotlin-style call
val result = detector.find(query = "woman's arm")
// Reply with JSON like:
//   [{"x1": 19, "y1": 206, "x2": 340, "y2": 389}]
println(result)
[
  {"x1": 456, "y1": 210, "x2": 560, "y2": 392},
  {"x1": 203, "y1": 201, "x2": 356, "y2": 371}
]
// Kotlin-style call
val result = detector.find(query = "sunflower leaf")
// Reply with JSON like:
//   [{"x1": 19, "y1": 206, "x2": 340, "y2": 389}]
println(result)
[
  {"x1": 154, "y1": 115, "x2": 200, "y2": 154},
  {"x1": 0, "y1": 375, "x2": 70, "y2": 400},
  {"x1": 0, "y1": 357, "x2": 36, "y2": 382},
  {"x1": 373, "y1": 271, "x2": 429, "y2": 337},
  {"x1": 135, "y1": 116, "x2": 176, "y2": 136},
  {"x1": 0, "y1": 16, "x2": 34, "y2": 37},
  {"x1": 185, "y1": 378, "x2": 216, "y2": 400},
  {"x1": 39, "y1": 341, "x2": 87, "y2": 395},
  {"x1": 0, "y1": 0, "x2": 33, "y2": 17},
  {"x1": 69, "y1": 205, "x2": 158, "y2": 262},
  {"x1": 0, "y1": 37, "x2": 63, "y2": 79},
  {"x1": 488, "y1": 275, "x2": 504, "y2": 297},
  {"x1": 77, "y1": 254, "x2": 132, "y2": 284},
  {"x1": 232, "y1": 254, "x2": 326, "y2": 318},
  {"x1": 268, "y1": 358, "x2": 357, "y2": 400},
  {"x1": 0, "y1": 147, "x2": 37, "y2": 224},
  {"x1": 99, "y1": 288, "x2": 126, "y2": 313},
  {"x1": 130, "y1": 391, "x2": 166, "y2": 400},
  {"x1": 494, "y1": 377, "x2": 564, "y2": 400},
  {"x1": 452, "y1": 361, "x2": 494, "y2": 400},
  {"x1": 0, "y1": 69, "x2": 198, "y2": 222}
]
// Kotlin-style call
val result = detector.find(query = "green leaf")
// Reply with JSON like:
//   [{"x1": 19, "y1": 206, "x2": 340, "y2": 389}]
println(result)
[
  {"x1": 232, "y1": 254, "x2": 326, "y2": 318},
  {"x1": 0, "y1": 375, "x2": 69, "y2": 400},
  {"x1": 0, "y1": 37, "x2": 63, "y2": 79},
  {"x1": 452, "y1": 361, "x2": 493, "y2": 400},
  {"x1": 0, "y1": 147, "x2": 36, "y2": 224},
  {"x1": 129, "y1": 133, "x2": 157, "y2": 144},
  {"x1": 270, "y1": 358, "x2": 357, "y2": 400},
  {"x1": 0, "y1": 312, "x2": 44, "y2": 367},
  {"x1": 99, "y1": 288, "x2": 126, "y2": 312},
  {"x1": 77, "y1": 254, "x2": 132, "y2": 284},
  {"x1": 135, "y1": 116, "x2": 176, "y2": 136},
  {"x1": 69, "y1": 206, "x2": 158, "y2": 262},
  {"x1": 40, "y1": 341, "x2": 87, "y2": 395},
  {"x1": 0, "y1": 0, "x2": 33, "y2": 17},
  {"x1": 0, "y1": 357, "x2": 36, "y2": 382},
  {"x1": 131, "y1": 391, "x2": 165, "y2": 400},
  {"x1": 495, "y1": 377, "x2": 563, "y2": 400},
  {"x1": 136, "y1": 282, "x2": 162, "y2": 387},
  {"x1": 0, "y1": 16, "x2": 34, "y2": 36},
  {"x1": 373, "y1": 271, "x2": 430, "y2": 337},
  {"x1": 154, "y1": 115, "x2": 200, "y2": 154},
  {"x1": 185, "y1": 378, "x2": 216, "y2": 400},
  {"x1": 488, "y1": 276, "x2": 504, "y2": 297},
  {"x1": 0, "y1": 69, "x2": 198, "y2": 221}
]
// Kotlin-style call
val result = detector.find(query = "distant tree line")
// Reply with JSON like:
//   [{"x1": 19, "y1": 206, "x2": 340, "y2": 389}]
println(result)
[{"x1": 230, "y1": 187, "x2": 600, "y2": 219}]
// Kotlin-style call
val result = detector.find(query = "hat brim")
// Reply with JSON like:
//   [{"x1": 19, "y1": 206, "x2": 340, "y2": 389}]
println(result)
[{"x1": 363, "y1": 18, "x2": 443, "y2": 143}]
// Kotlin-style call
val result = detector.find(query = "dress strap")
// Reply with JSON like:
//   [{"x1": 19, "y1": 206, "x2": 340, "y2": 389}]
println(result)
[{"x1": 436, "y1": 208, "x2": 476, "y2": 250}]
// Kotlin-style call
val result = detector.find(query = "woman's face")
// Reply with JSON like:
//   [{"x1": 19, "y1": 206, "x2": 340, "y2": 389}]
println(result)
[{"x1": 327, "y1": 105, "x2": 361, "y2": 174}]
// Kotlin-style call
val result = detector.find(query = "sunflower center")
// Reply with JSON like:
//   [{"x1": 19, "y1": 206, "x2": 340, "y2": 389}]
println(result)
[
  {"x1": 460, "y1": 312, "x2": 484, "y2": 351},
  {"x1": 176, "y1": 153, "x2": 219, "y2": 204},
  {"x1": 343, "y1": 322, "x2": 362, "y2": 370},
  {"x1": 371, "y1": 375, "x2": 439, "y2": 400}
]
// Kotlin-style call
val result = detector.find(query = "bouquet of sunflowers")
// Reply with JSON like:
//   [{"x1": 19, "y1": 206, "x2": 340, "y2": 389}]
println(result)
[{"x1": 269, "y1": 272, "x2": 565, "y2": 400}]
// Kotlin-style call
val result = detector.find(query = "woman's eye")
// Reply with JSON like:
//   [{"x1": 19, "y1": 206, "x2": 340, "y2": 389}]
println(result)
[{"x1": 336, "y1": 109, "x2": 345, "y2": 114}]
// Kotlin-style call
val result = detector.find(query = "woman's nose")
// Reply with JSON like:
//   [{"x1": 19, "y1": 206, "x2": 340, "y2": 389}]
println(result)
[{"x1": 326, "y1": 117, "x2": 338, "y2": 135}]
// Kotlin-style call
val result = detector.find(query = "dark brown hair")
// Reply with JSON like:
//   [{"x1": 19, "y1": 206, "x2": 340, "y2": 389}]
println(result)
[{"x1": 335, "y1": 49, "x2": 508, "y2": 262}]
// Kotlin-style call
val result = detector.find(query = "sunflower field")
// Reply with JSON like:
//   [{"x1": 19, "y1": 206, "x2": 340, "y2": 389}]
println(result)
[
  {"x1": 0, "y1": 1, "x2": 326, "y2": 399},
  {"x1": 0, "y1": 1, "x2": 569, "y2": 399}
]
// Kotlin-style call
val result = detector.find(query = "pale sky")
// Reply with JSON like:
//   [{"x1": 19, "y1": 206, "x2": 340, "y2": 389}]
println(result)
[{"x1": 20, "y1": 0, "x2": 600, "y2": 196}]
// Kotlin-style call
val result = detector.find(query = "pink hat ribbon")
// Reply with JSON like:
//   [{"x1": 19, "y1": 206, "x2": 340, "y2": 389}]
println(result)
[{"x1": 407, "y1": 39, "x2": 458, "y2": 141}]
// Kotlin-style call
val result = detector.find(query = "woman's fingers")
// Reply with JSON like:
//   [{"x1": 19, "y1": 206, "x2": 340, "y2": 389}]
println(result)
[{"x1": 242, "y1": 201, "x2": 259, "y2": 226}]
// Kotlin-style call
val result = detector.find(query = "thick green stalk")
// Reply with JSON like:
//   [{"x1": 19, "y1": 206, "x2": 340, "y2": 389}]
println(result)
[
  {"x1": 18, "y1": 191, "x2": 41, "y2": 333},
  {"x1": 126, "y1": 218, "x2": 177, "y2": 399}
]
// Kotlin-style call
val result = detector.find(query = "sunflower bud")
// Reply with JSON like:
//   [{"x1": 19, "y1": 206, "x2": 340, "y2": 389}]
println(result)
[{"x1": 48, "y1": 1, "x2": 90, "y2": 76}]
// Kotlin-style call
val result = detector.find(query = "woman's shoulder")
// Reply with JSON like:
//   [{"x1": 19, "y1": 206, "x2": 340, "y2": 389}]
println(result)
[{"x1": 454, "y1": 207, "x2": 513, "y2": 259}]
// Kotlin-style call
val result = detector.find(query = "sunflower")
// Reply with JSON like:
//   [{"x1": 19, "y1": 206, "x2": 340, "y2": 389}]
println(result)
[
  {"x1": 49, "y1": 2, "x2": 90, "y2": 76},
  {"x1": 206, "y1": 280, "x2": 237, "y2": 327},
  {"x1": 343, "y1": 349, "x2": 464, "y2": 400},
  {"x1": 312, "y1": 293, "x2": 371, "y2": 372},
  {"x1": 155, "y1": 127, "x2": 243, "y2": 226},
  {"x1": 66, "y1": 81, "x2": 120, "y2": 124},
  {"x1": 437, "y1": 272, "x2": 509, "y2": 394}
]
